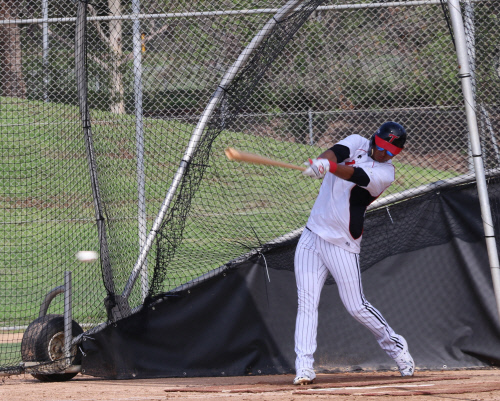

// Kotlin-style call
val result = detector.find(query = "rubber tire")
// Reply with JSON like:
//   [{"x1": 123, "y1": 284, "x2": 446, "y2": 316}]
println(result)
[{"x1": 21, "y1": 314, "x2": 84, "y2": 382}]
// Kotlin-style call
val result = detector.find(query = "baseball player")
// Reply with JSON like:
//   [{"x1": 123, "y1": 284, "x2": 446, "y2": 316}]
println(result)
[{"x1": 293, "y1": 122, "x2": 414, "y2": 385}]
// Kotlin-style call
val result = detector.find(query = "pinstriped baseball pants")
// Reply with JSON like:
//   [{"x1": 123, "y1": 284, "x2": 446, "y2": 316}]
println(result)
[{"x1": 294, "y1": 228, "x2": 404, "y2": 373}]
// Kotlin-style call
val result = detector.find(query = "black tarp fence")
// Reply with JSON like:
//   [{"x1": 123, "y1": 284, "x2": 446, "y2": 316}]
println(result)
[{"x1": 81, "y1": 179, "x2": 500, "y2": 379}]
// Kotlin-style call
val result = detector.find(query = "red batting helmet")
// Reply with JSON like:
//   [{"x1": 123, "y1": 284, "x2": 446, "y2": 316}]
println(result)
[{"x1": 370, "y1": 122, "x2": 407, "y2": 156}]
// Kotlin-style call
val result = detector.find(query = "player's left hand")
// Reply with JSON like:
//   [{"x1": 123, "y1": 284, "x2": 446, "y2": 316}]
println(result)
[{"x1": 302, "y1": 158, "x2": 330, "y2": 179}]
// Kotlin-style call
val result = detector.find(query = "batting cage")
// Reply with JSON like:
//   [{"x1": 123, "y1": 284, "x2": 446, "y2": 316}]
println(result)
[{"x1": 0, "y1": 0, "x2": 499, "y2": 380}]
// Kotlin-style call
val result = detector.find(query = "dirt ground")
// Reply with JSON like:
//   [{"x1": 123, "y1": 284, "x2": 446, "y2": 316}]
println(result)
[
  {"x1": 2, "y1": 368, "x2": 500, "y2": 401},
  {"x1": 0, "y1": 332, "x2": 23, "y2": 343}
]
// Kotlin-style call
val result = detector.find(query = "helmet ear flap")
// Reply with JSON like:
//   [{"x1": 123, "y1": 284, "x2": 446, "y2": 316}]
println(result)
[{"x1": 369, "y1": 134, "x2": 376, "y2": 157}]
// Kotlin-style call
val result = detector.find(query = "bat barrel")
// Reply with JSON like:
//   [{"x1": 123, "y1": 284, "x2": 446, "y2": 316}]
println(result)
[{"x1": 224, "y1": 147, "x2": 306, "y2": 171}]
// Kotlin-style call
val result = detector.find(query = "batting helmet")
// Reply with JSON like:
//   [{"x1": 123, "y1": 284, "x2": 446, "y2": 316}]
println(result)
[{"x1": 370, "y1": 121, "x2": 407, "y2": 156}]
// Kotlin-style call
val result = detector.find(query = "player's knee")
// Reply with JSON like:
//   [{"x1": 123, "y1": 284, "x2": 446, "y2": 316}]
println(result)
[
  {"x1": 297, "y1": 296, "x2": 320, "y2": 315},
  {"x1": 344, "y1": 303, "x2": 365, "y2": 319}
]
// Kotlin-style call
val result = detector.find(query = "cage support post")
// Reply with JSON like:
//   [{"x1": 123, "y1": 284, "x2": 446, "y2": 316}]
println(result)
[
  {"x1": 63, "y1": 271, "x2": 73, "y2": 364},
  {"x1": 121, "y1": 0, "x2": 306, "y2": 301},
  {"x1": 131, "y1": 0, "x2": 149, "y2": 301},
  {"x1": 308, "y1": 109, "x2": 314, "y2": 145},
  {"x1": 42, "y1": 0, "x2": 49, "y2": 102},
  {"x1": 448, "y1": 0, "x2": 500, "y2": 322}
]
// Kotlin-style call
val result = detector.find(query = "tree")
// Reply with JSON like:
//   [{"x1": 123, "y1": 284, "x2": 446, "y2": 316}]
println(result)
[
  {"x1": 0, "y1": 0, "x2": 26, "y2": 98},
  {"x1": 87, "y1": 0, "x2": 125, "y2": 114},
  {"x1": 45, "y1": 0, "x2": 127, "y2": 114},
  {"x1": 106, "y1": 0, "x2": 125, "y2": 114}
]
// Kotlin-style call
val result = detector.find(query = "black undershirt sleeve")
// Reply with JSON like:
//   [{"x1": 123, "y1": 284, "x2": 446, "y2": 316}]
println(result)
[
  {"x1": 329, "y1": 144, "x2": 350, "y2": 163},
  {"x1": 347, "y1": 167, "x2": 370, "y2": 187},
  {"x1": 329, "y1": 144, "x2": 370, "y2": 187}
]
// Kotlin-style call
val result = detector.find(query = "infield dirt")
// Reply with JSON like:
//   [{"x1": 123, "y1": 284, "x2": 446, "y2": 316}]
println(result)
[{"x1": 2, "y1": 368, "x2": 500, "y2": 401}]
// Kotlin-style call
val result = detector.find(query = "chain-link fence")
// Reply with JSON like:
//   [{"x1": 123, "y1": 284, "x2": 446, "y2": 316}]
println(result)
[{"x1": 0, "y1": 0, "x2": 498, "y2": 379}]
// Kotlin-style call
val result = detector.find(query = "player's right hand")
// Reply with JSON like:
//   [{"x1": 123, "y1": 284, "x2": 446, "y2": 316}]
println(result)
[{"x1": 302, "y1": 158, "x2": 330, "y2": 179}]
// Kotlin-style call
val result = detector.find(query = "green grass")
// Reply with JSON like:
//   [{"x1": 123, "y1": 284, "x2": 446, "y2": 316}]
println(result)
[
  {"x1": 391, "y1": 161, "x2": 460, "y2": 194},
  {"x1": 0, "y1": 97, "x2": 462, "y2": 365},
  {"x1": 0, "y1": 341, "x2": 21, "y2": 369}
]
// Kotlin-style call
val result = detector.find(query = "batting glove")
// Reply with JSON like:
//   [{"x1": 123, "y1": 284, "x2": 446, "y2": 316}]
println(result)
[{"x1": 302, "y1": 158, "x2": 331, "y2": 179}]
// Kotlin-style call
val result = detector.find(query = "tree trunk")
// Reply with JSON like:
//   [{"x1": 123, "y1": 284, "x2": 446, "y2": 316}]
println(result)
[
  {"x1": 108, "y1": 0, "x2": 124, "y2": 114},
  {"x1": 0, "y1": 0, "x2": 26, "y2": 98}
]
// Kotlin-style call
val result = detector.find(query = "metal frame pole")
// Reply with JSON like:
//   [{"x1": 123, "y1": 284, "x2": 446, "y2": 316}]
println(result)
[
  {"x1": 448, "y1": 0, "x2": 500, "y2": 321},
  {"x1": 463, "y1": 0, "x2": 475, "y2": 173},
  {"x1": 63, "y1": 271, "x2": 72, "y2": 364},
  {"x1": 0, "y1": 0, "x2": 487, "y2": 26},
  {"x1": 42, "y1": 0, "x2": 49, "y2": 102},
  {"x1": 308, "y1": 108, "x2": 314, "y2": 145},
  {"x1": 131, "y1": 0, "x2": 148, "y2": 301}
]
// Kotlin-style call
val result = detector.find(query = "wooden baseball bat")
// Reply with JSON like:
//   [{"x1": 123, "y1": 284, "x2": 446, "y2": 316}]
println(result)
[{"x1": 224, "y1": 147, "x2": 306, "y2": 171}]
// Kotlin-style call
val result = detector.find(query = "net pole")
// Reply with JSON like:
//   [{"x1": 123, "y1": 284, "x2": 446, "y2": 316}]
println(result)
[
  {"x1": 42, "y1": 0, "x2": 49, "y2": 102},
  {"x1": 131, "y1": 0, "x2": 148, "y2": 301},
  {"x1": 448, "y1": 0, "x2": 500, "y2": 322},
  {"x1": 0, "y1": 1, "x2": 488, "y2": 26},
  {"x1": 121, "y1": 0, "x2": 306, "y2": 301},
  {"x1": 463, "y1": 0, "x2": 475, "y2": 172},
  {"x1": 63, "y1": 271, "x2": 73, "y2": 364}
]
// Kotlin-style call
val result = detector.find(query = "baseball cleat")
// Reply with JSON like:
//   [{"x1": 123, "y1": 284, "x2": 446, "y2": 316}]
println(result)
[
  {"x1": 394, "y1": 336, "x2": 415, "y2": 377},
  {"x1": 293, "y1": 375, "x2": 314, "y2": 385},
  {"x1": 293, "y1": 368, "x2": 316, "y2": 385}
]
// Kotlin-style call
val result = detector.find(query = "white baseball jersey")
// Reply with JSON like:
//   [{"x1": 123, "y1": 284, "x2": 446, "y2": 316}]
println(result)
[
  {"x1": 306, "y1": 134, "x2": 395, "y2": 254},
  {"x1": 294, "y1": 135, "x2": 407, "y2": 379}
]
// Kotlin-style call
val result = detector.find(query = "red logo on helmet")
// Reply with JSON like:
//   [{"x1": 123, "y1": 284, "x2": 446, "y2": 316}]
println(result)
[{"x1": 387, "y1": 133, "x2": 398, "y2": 143}]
